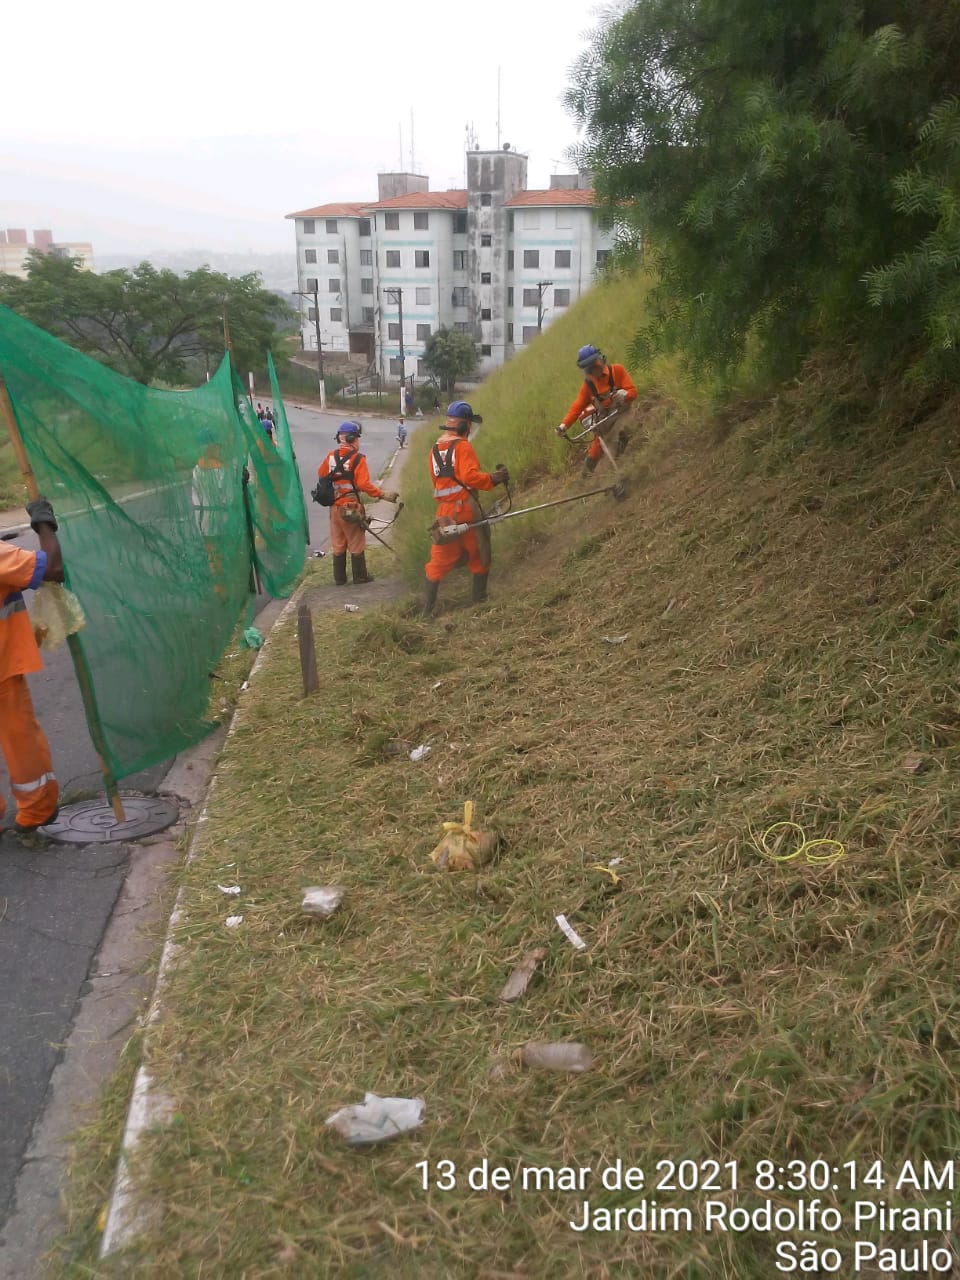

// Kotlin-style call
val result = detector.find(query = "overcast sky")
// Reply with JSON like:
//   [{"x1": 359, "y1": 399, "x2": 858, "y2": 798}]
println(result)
[{"x1": 1, "y1": 0, "x2": 613, "y2": 258}]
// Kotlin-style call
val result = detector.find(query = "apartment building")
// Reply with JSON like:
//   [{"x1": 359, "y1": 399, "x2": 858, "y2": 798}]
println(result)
[
  {"x1": 286, "y1": 147, "x2": 615, "y2": 383},
  {"x1": 0, "y1": 228, "x2": 94, "y2": 278}
]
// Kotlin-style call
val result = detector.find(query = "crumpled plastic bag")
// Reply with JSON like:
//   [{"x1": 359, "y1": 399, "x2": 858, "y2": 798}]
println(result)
[
  {"x1": 429, "y1": 800, "x2": 499, "y2": 872},
  {"x1": 243, "y1": 626, "x2": 263, "y2": 649},
  {"x1": 30, "y1": 582, "x2": 86, "y2": 651},
  {"x1": 325, "y1": 1092, "x2": 425, "y2": 1145}
]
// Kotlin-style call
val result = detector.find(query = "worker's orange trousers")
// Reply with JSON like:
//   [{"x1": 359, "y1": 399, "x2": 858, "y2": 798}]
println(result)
[
  {"x1": 426, "y1": 495, "x2": 489, "y2": 581},
  {"x1": 0, "y1": 674, "x2": 59, "y2": 827}
]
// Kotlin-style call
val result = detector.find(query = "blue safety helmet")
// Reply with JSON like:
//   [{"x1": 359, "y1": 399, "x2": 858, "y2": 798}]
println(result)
[
  {"x1": 446, "y1": 400, "x2": 483, "y2": 424},
  {"x1": 336, "y1": 420, "x2": 362, "y2": 440},
  {"x1": 577, "y1": 344, "x2": 604, "y2": 370}
]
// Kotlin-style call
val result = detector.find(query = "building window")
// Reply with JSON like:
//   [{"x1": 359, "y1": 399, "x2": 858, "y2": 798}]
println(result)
[
  {"x1": 454, "y1": 321, "x2": 469, "y2": 333},
  {"x1": 359, "y1": 218, "x2": 371, "y2": 237},
  {"x1": 361, "y1": 278, "x2": 373, "y2": 294},
  {"x1": 507, "y1": 286, "x2": 514, "y2": 306},
  {"x1": 413, "y1": 211, "x2": 429, "y2": 230},
  {"x1": 554, "y1": 288, "x2": 571, "y2": 307},
  {"x1": 523, "y1": 249, "x2": 540, "y2": 268},
  {"x1": 481, "y1": 234, "x2": 491, "y2": 247},
  {"x1": 522, "y1": 287, "x2": 540, "y2": 306},
  {"x1": 453, "y1": 250, "x2": 467, "y2": 270},
  {"x1": 330, "y1": 307, "x2": 342, "y2": 322},
  {"x1": 507, "y1": 323, "x2": 514, "y2": 342},
  {"x1": 522, "y1": 325, "x2": 539, "y2": 343},
  {"x1": 480, "y1": 343, "x2": 492, "y2": 356},
  {"x1": 385, "y1": 212, "x2": 400, "y2": 230},
  {"x1": 307, "y1": 306, "x2": 318, "y2": 321},
  {"x1": 416, "y1": 323, "x2": 431, "y2": 341},
  {"x1": 480, "y1": 193, "x2": 492, "y2": 207},
  {"x1": 555, "y1": 209, "x2": 573, "y2": 229},
  {"x1": 596, "y1": 249, "x2": 611, "y2": 268},
  {"x1": 507, "y1": 211, "x2": 515, "y2": 231},
  {"x1": 453, "y1": 212, "x2": 467, "y2": 233},
  {"x1": 327, "y1": 248, "x2": 339, "y2": 264},
  {"x1": 480, "y1": 272, "x2": 491, "y2": 284},
  {"x1": 522, "y1": 210, "x2": 540, "y2": 230},
  {"x1": 305, "y1": 276, "x2": 318, "y2": 291},
  {"x1": 388, "y1": 322, "x2": 401, "y2": 340},
  {"x1": 417, "y1": 358, "x2": 429, "y2": 375},
  {"x1": 362, "y1": 306, "x2": 375, "y2": 322},
  {"x1": 507, "y1": 250, "x2": 514, "y2": 270},
  {"x1": 302, "y1": 219, "x2": 315, "y2": 234},
  {"x1": 360, "y1": 249, "x2": 373, "y2": 266},
  {"x1": 416, "y1": 287, "x2": 431, "y2": 304},
  {"x1": 452, "y1": 286, "x2": 469, "y2": 307},
  {"x1": 389, "y1": 357, "x2": 403, "y2": 374},
  {"x1": 386, "y1": 250, "x2": 401, "y2": 268},
  {"x1": 415, "y1": 250, "x2": 430, "y2": 268},
  {"x1": 481, "y1": 308, "x2": 491, "y2": 321},
  {"x1": 304, "y1": 249, "x2": 317, "y2": 264},
  {"x1": 325, "y1": 219, "x2": 338, "y2": 233},
  {"x1": 554, "y1": 249, "x2": 571, "y2": 268},
  {"x1": 328, "y1": 278, "x2": 340, "y2": 292}
]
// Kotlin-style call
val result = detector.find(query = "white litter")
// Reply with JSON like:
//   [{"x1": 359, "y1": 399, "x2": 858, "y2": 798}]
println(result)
[
  {"x1": 431, "y1": 681, "x2": 443, "y2": 690},
  {"x1": 301, "y1": 886, "x2": 345, "y2": 918},
  {"x1": 555, "y1": 913, "x2": 587, "y2": 951},
  {"x1": 325, "y1": 1093, "x2": 425, "y2": 1146},
  {"x1": 601, "y1": 635, "x2": 629, "y2": 645},
  {"x1": 344, "y1": 603, "x2": 360, "y2": 613},
  {"x1": 225, "y1": 915, "x2": 243, "y2": 928},
  {"x1": 409, "y1": 744, "x2": 431, "y2": 762},
  {"x1": 240, "y1": 681, "x2": 250, "y2": 691},
  {"x1": 217, "y1": 884, "x2": 241, "y2": 896}
]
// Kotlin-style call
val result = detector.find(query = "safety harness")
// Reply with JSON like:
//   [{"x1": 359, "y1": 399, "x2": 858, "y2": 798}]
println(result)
[
  {"x1": 431, "y1": 439, "x2": 467, "y2": 499},
  {"x1": 584, "y1": 363, "x2": 616, "y2": 413}
]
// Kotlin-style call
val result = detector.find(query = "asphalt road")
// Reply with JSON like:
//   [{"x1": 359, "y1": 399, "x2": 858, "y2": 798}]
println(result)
[{"x1": 0, "y1": 401, "x2": 399, "y2": 1229}]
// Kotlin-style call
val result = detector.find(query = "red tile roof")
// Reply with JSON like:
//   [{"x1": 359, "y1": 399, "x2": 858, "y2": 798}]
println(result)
[
  {"x1": 503, "y1": 188, "x2": 596, "y2": 207},
  {"x1": 362, "y1": 190, "x2": 468, "y2": 211},
  {"x1": 285, "y1": 202, "x2": 369, "y2": 219}
]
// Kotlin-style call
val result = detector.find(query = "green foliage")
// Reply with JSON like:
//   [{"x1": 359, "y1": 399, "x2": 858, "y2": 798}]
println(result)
[
  {"x1": 421, "y1": 326, "x2": 477, "y2": 392},
  {"x1": 0, "y1": 253, "x2": 294, "y2": 385},
  {"x1": 567, "y1": 0, "x2": 960, "y2": 387}
]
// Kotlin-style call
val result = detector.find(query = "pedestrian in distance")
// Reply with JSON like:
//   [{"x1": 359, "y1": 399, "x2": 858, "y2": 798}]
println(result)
[
  {"x1": 256, "y1": 402, "x2": 265, "y2": 420},
  {"x1": 261, "y1": 409, "x2": 276, "y2": 446},
  {"x1": 397, "y1": 417, "x2": 407, "y2": 449},
  {"x1": 555, "y1": 344, "x2": 637, "y2": 477},
  {"x1": 422, "y1": 401, "x2": 509, "y2": 617},
  {"x1": 318, "y1": 421, "x2": 399, "y2": 586},
  {"x1": 0, "y1": 497, "x2": 63, "y2": 833}
]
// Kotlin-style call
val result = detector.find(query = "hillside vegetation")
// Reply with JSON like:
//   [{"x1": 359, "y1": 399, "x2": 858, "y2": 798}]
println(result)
[{"x1": 69, "y1": 262, "x2": 960, "y2": 1279}]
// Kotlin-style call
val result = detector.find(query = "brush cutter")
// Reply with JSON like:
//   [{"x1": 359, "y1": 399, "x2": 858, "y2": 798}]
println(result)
[
  {"x1": 341, "y1": 501, "x2": 404, "y2": 554},
  {"x1": 429, "y1": 481, "x2": 626, "y2": 544},
  {"x1": 562, "y1": 406, "x2": 624, "y2": 471}
]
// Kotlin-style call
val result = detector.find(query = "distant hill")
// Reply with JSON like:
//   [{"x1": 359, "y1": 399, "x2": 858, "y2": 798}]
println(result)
[{"x1": 94, "y1": 250, "x2": 297, "y2": 294}]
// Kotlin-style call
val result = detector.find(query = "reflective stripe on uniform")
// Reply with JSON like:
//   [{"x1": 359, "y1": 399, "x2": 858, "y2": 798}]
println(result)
[
  {"x1": 434, "y1": 485, "x2": 465, "y2": 498},
  {"x1": 11, "y1": 770, "x2": 57, "y2": 793},
  {"x1": 0, "y1": 594, "x2": 26, "y2": 621}
]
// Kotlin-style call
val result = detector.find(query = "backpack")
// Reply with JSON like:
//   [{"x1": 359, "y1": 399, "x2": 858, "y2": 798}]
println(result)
[{"x1": 312, "y1": 450, "x2": 358, "y2": 507}]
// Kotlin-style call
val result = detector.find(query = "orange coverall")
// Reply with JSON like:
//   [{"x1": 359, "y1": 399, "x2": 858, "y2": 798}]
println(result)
[
  {"x1": 0, "y1": 544, "x2": 59, "y2": 827},
  {"x1": 425, "y1": 432, "x2": 497, "y2": 582},
  {"x1": 318, "y1": 444, "x2": 385, "y2": 555},
  {"x1": 561, "y1": 362, "x2": 638, "y2": 461}
]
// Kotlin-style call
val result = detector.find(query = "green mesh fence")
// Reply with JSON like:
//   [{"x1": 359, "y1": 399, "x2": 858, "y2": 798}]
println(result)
[{"x1": 0, "y1": 304, "x2": 305, "y2": 781}]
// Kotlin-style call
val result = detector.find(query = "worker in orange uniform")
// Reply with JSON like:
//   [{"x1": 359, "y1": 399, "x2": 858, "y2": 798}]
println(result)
[
  {"x1": 422, "y1": 401, "x2": 510, "y2": 617},
  {"x1": 319, "y1": 421, "x2": 399, "y2": 585},
  {"x1": 555, "y1": 344, "x2": 637, "y2": 476},
  {"x1": 0, "y1": 497, "x2": 64, "y2": 833}
]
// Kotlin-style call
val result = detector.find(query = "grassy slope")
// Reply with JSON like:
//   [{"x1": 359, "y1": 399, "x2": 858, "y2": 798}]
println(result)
[{"x1": 63, "y1": 274, "x2": 960, "y2": 1278}]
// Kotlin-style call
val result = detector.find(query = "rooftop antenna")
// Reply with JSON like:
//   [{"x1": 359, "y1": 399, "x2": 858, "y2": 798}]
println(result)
[
  {"x1": 496, "y1": 66, "x2": 501, "y2": 150},
  {"x1": 398, "y1": 123, "x2": 403, "y2": 171},
  {"x1": 410, "y1": 109, "x2": 415, "y2": 173}
]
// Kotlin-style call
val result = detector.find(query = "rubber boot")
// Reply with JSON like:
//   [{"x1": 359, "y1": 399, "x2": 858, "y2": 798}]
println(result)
[
  {"x1": 332, "y1": 553, "x2": 348, "y2": 586},
  {"x1": 351, "y1": 552, "x2": 374, "y2": 584},
  {"x1": 580, "y1": 454, "x2": 599, "y2": 480},
  {"x1": 471, "y1": 572, "x2": 489, "y2": 604},
  {"x1": 422, "y1": 577, "x2": 440, "y2": 618}
]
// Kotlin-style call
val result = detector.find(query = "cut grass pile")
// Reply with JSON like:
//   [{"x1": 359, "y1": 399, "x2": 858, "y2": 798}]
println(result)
[{"x1": 61, "y1": 350, "x2": 960, "y2": 1278}]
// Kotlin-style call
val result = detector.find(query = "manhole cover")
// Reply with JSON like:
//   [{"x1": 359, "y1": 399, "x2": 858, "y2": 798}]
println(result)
[{"x1": 39, "y1": 794, "x2": 180, "y2": 844}]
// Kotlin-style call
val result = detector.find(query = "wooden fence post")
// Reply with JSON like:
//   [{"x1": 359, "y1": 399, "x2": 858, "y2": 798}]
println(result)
[{"x1": 297, "y1": 603, "x2": 318, "y2": 695}]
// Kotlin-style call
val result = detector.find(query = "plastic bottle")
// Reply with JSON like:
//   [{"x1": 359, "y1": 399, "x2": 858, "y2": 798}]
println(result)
[{"x1": 520, "y1": 1041, "x2": 594, "y2": 1073}]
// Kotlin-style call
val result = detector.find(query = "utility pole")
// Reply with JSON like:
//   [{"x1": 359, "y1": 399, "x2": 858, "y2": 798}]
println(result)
[
  {"x1": 293, "y1": 287, "x2": 326, "y2": 409},
  {"x1": 385, "y1": 286, "x2": 405, "y2": 414},
  {"x1": 536, "y1": 280, "x2": 554, "y2": 332}
]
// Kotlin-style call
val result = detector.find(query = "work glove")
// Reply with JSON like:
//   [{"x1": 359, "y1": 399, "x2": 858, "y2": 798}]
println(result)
[
  {"x1": 380, "y1": 489, "x2": 400, "y2": 503},
  {"x1": 555, "y1": 423, "x2": 568, "y2": 436},
  {"x1": 490, "y1": 467, "x2": 510, "y2": 487},
  {"x1": 613, "y1": 388, "x2": 630, "y2": 405},
  {"x1": 26, "y1": 496, "x2": 58, "y2": 532}
]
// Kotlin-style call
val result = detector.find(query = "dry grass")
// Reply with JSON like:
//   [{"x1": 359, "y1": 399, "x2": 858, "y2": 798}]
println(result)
[{"x1": 53, "y1": 342, "x2": 960, "y2": 1278}]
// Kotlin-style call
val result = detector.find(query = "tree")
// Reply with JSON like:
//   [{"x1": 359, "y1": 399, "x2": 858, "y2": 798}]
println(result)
[
  {"x1": 0, "y1": 253, "x2": 294, "y2": 385},
  {"x1": 422, "y1": 327, "x2": 477, "y2": 394},
  {"x1": 566, "y1": 0, "x2": 960, "y2": 386}
]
